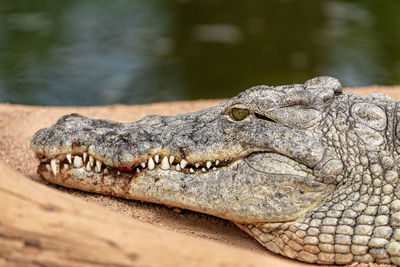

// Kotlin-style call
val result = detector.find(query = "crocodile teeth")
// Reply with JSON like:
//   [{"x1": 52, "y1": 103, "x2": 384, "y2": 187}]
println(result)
[
  {"x1": 45, "y1": 164, "x2": 51, "y2": 172},
  {"x1": 176, "y1": 164, "x2": 182, "y2": 171},
  {"x1": 206, "y1": 161, "x2": 212, "y2": 169},
  {"x1": 161, "y1": 156, "x2": 170, "y2": 170},
  {"x1": 64, "y1": 164, "x2": 69, "y2": 170},
  {"x1": 141, "y1": 162, "x2": 146, "y2": 168},
  {"x1": 83, "y1": 152, "x2": 87, "y2": 162},
  {"x1": 169, "y1": 156, "x2": 175, "y2": 164},
  {"x1": 137, "y1": 168, "x2": 141, "y2": 173},
  {"x1": 180, "y1": 159, "x2": 188, "y2": 169},
  {"x1": 50, "y1": 159, "x2": 58, "y2": 176},
  {"x1": 202, "y1": 167, "x2": 206, "y2": 173},
  {"x1": 89, "y1": 155, "x2": 94, "y2": 166},
  {"x1": 154, "y1": 154, "x2": 160, "y2": 164},
  {"x1": 74, "y1": 156, "x2": 83, "y2": 168},
  {"x1": 96, "y1": 160, "x2": 102, "y2": 172},
  {"x1": 117, "y1": 171, "x2": 121, "y2": 175},
  {"x1": 190, "y1": 168, "x2": 195, "y2": 174},
  {"x1": 215, "y1": 160, "x2": 220, "y2": 166},
  {"x1": 104, "y1": 168, "x2": 109, "y2": 174},
  {"x1": 86, "y1": 161, "x2": 91, "y2": 171},
  {"x1": 148, "y1": 157, "x2": 155, "y2": 170},
  {"x1": 96, "y1": 159, "x2": 101, "y2": 169},
  {"x1": 195, "y1": 163, "x2": 200, "y2": 168},
  {"x1": 213, "y1": 167, "x2": 217, "y2": 171},
  {"x1": 66, "y1": 153, "x2": 72, "y2": 164}
]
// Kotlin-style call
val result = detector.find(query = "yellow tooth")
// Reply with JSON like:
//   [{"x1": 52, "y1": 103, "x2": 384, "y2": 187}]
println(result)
[
  {"x1": 86, "y1": 161, "x2": 91, "y2": 172},
  {"x1": 180, "y1": 159, "x2": 188, "y2": 169},
  {"x1": 161, "y1": 156, "x2": 170, "y2": 170},
  {"x1": 175, "y1": 164, "x2": 181, "y2": 171},
  {"x1": 148, "y1": 157, "x2": 155, "y2": 170},
  {"x1": 74, "y1": 156, "x2": 83, "y2": 168},
  {"x1": 96, "y1": 160, "x2": 102, "y2": 173},
  {"x1": 206, "y1": 161, "x2": 212, "y2": 169},
  {"x1": 50, "y1": 159, "x2": 58, "y2": 176},
  {"x1": 89, "y1": 155, "x2": 94, "y2": 166},
  {"x1": 66, "y1": 153, "x2": 72, "y2": 164}
]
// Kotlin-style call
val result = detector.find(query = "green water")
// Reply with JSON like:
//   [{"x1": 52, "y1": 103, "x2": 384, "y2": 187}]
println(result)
[{"x1": 0, "y1": 0, "x2": 400, "y2": 106}]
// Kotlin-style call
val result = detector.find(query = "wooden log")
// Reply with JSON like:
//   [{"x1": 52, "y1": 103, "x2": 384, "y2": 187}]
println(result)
[{"x1": 0, "y1": 162, "x2": 306, "y2": 267}]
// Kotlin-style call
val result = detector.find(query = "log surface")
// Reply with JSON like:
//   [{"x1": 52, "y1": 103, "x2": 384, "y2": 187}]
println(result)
[{"x1": 1, "y1": 162, "x2": 302, "y2": 267}]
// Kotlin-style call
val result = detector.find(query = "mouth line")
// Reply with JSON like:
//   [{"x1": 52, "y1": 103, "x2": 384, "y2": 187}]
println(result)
[{"x1": 37, "y1": 151, "x2": 239, "y2": 178}]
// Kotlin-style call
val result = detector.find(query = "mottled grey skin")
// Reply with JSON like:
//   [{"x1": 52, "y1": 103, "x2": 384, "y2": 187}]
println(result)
[{"x1": 31, "y1": 76, "x2": 400, "y2": 265}]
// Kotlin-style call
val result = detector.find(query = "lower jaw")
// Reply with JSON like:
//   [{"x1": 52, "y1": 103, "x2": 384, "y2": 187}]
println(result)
[
  {"x1": 38, "y1": 156, "x2": 325, "y2": 224},
  {"x1": 38, "y1": 164, "x2": 134, "y2": 198},
  {"x1": 37, "y1": 159, "x2": 226, "y2": 200},
  {"x1": 38, "y1": 163, "x2": 241, "y2": 221},
  {"x1": 38, "y1": 163, "x2": 226, "y2": 210}
]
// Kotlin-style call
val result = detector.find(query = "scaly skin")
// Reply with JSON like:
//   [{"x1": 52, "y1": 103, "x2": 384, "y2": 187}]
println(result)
[{"x1": 31, "y1": 76, "x2": 400, "y2": 265}]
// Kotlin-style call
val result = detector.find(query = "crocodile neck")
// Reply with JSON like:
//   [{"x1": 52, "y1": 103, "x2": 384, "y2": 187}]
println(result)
[{"x1": 239, "y1": 93, "x2": 400, "y2": 265}]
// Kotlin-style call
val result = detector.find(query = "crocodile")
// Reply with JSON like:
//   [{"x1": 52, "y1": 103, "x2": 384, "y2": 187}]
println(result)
[{"x1": 30, "y1": 76, "x2": 400, "y2": 265}]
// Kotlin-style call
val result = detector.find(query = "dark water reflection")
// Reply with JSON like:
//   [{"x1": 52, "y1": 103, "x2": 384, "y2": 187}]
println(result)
[{"x1": 0, "y1": 0, "x2": 399, "y2": 106}]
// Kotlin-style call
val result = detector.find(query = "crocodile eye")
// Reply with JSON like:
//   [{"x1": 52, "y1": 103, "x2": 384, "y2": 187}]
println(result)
[{"x1": 231, "y1": 108, "x2": 249, "y2": 121}]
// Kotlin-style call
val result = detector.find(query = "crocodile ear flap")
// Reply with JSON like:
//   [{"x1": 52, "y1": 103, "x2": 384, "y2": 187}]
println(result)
[
  {"x1": 265, "y1": 77, "x2": 342, "y2": 129},
  {"x1": 278, "y1": 76, "x2": 342, "y2": 109},
  {"x1": 304, "y1": 76, "x2": 342, "y2": 103},
  {"x1": 305, "y1": 76, "x2": 342, "y2": 95}
]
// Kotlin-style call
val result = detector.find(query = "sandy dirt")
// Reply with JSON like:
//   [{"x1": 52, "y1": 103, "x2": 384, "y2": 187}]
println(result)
[{"x1": 1, "y1": 86, "x2": 400, "y2": 266}]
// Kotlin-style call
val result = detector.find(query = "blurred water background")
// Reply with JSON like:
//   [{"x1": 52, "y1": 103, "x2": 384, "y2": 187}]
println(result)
[{"x1": 0, "y1": 0, "x2": 399, "y2": 106}]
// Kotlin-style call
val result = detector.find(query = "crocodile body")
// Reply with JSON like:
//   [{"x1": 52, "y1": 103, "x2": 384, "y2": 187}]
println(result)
[{"x1": 31, "y1": 76, "x2": 400, "y2": 265}]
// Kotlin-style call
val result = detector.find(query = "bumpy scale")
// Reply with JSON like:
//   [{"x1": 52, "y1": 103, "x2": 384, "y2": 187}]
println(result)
[{"x1": 31, "y1": 76, "x2": 400, "y2": 265}]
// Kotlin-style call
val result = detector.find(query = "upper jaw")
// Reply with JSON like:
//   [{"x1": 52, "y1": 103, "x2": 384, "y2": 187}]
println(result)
[
  {"x1": 30, "y1": 109, "x2": 264, "y2": 173},
  {"x1": 31, "y1": 110, "x2": 323, "y2": 175}
]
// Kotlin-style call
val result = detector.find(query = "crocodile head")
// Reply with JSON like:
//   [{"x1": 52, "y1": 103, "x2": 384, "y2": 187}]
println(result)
[{"x1": 31, "y1": 76, "x2": 343, "y2": 224}]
